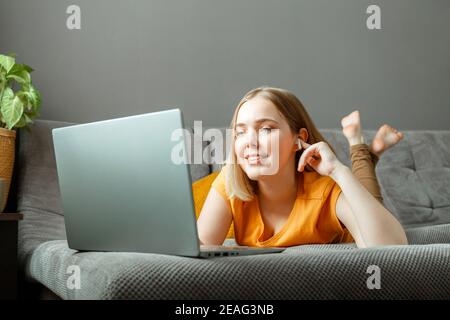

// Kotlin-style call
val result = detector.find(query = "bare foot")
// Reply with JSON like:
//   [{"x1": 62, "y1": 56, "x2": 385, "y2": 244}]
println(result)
[
  {"x1": 341, "y1": 110, "x2": 364, "y2": 146},
  {"x1": 371, "y1": 124, "x2": 404, "y2": 157}
]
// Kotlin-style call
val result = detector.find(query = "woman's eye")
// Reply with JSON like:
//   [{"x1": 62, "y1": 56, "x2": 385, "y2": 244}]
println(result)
[
  {"x1": 235, "y1": 131, "x2": 244, "y2": 137},
  {"x1": 259, "y1": 127, "x2": 272, "y2": 134}
]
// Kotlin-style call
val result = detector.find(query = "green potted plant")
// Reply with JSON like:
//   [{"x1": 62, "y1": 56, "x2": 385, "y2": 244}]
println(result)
[{"x1": 0, "y1": 53, "x2": 41, "y2": 212}]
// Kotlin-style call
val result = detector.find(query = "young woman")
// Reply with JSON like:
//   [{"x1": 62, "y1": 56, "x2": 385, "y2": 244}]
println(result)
[{"x1": 197, "y1": 87, "x2": 408, "y2": 248}]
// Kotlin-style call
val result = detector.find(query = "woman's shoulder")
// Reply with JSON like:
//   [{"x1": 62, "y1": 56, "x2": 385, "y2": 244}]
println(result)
[{"x1": 300, "y1": 170, "x2": 339, "y2": 199}]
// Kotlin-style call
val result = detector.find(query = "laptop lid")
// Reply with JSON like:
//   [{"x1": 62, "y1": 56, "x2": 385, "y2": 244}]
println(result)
[{"x1": 52, "y1": 109, "x2": 201, "y2": 256}]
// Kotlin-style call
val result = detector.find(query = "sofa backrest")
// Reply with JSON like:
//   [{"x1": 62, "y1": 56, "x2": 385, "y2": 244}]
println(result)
[
  {"x1": 15, "y1": 120, "x2": 450, "y2": 229},
  {"x1": 16, "y1": 120, "x2": 69, "y2": 216},
  {"x1": 323, "y1": 129, "x2": 450, "y2": 228}
]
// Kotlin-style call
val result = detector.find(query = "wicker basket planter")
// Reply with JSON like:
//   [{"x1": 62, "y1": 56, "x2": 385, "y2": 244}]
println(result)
[{"x1": 0, "y1": 127, "x2": 16, "y2": 212}]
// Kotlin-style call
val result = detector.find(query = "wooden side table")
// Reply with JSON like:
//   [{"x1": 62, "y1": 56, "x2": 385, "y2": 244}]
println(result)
[{"x1": 0, "y1": 213, "x2": 23, "y2": 300}]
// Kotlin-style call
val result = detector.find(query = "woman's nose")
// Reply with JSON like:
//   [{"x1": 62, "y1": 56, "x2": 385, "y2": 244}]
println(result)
[{"x1": 245, "y1": 130, "x2": 258, "y2": 148}]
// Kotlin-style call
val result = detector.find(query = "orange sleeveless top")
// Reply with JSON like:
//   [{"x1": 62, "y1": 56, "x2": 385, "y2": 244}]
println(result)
[{"x1": 211, "y1": 166, "x2": 353, "y2": 247}]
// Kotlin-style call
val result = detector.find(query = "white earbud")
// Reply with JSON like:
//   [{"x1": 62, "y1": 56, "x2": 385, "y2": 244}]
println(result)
[{"x1": 297, "y1": 139, "x2": 302, "y2": 150}]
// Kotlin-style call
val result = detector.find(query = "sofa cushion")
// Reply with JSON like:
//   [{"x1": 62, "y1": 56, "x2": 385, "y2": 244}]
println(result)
[
  {"x1": 23, "y1": 238, "x2": 450, "y2": 299},
  {"x1": 19, "y1": 213, "x2": 450, "y2": 299},
  {"x1": 18, "y1": 210, "x2": 66, "y2": 268}
]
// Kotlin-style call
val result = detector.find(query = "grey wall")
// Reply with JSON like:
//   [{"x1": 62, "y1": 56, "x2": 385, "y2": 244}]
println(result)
[{"x1": 1, "y1": 0, "x2": 449, "y2": 130}]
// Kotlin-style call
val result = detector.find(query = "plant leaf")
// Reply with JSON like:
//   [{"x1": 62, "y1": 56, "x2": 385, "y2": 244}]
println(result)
[
  {"x1": 0, "y1": 54, "x2": 16, "y2": 73},
  {"x1": 29, "y1": 84, "x2": 41, "y2": 107},
  {"x1": 17, "y1": 91, "x2": 30, "y2": 109},
  {"x1": 6, "y1": 64, "x2": 31, "y2": 84},
  {"x1": 20, "y1": 84, "x2": 41, "y2": 111},
  {"x1": 0, "y1": 87, "x2": 24, "y2": 129},
  {"x1": 0, "y1": 71, "x2": 6, "y2": 94},
  {"x1": 7, "y1": 74, "x2": 30, "y2": 85},
  {"x1": 14, "y1": 112, "x2": 34, "y2": 128},
  {"x1": 22, "y1": 64, "x2": 34, "y2": 73}
]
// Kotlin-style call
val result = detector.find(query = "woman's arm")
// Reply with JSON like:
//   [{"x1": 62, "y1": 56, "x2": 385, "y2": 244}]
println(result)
[
  {"x1": 298, "y1": 140, "x2": 408, "y2": 248},
  {"x1": 331, "y1": 164, "x2": 408, "y2": 248},
  {"x1": 197, "y1": 188, "x2": 233, "y2": 245}
]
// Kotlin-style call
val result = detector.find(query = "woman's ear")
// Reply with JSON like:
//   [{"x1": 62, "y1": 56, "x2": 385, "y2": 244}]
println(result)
[
  {"x1": 294, "y1": 128, "x2": 309, "y2": 151},
  {"x1": 299, "y1": 128, "x2": 309, "y2": 143}
]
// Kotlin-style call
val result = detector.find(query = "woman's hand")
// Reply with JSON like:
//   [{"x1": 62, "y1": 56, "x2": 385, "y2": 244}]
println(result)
[{"x1": 297, "y1": 140, "x2": 343, "y2": 177}]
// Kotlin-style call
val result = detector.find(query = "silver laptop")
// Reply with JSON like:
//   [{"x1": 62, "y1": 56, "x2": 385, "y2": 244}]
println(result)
[{"x1": 52, "y1": 109, "x2": 285, "y2": 258}]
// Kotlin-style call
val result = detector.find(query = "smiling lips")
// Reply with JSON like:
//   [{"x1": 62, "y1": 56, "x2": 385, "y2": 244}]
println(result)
[{"x1": 245, "y1": 153, "x2": 267, "y2": 165}]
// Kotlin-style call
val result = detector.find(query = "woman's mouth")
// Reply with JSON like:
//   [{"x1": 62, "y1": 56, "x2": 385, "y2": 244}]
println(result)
[
  {"x1": 247, "y1": 155, "x2": 260, "y2": 164},
  {"x1": 245, "y1": 154, "x2": 267, "y2": 165}
]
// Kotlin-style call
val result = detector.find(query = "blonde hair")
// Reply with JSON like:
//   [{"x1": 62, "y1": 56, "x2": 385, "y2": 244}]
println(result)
[{"x1": 224, "y1": 86, "x2": 332, "y2": 201}]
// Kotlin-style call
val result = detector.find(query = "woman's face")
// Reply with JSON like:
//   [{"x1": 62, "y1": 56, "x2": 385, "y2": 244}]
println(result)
[{"x1": 234, "y1": 96, "x2": 298, "y2": 180}]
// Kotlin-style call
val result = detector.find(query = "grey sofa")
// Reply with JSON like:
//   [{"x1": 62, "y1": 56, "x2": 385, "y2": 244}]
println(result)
[{"x1": 14, "y1": 119, "x2": 450, "y2": 299}]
